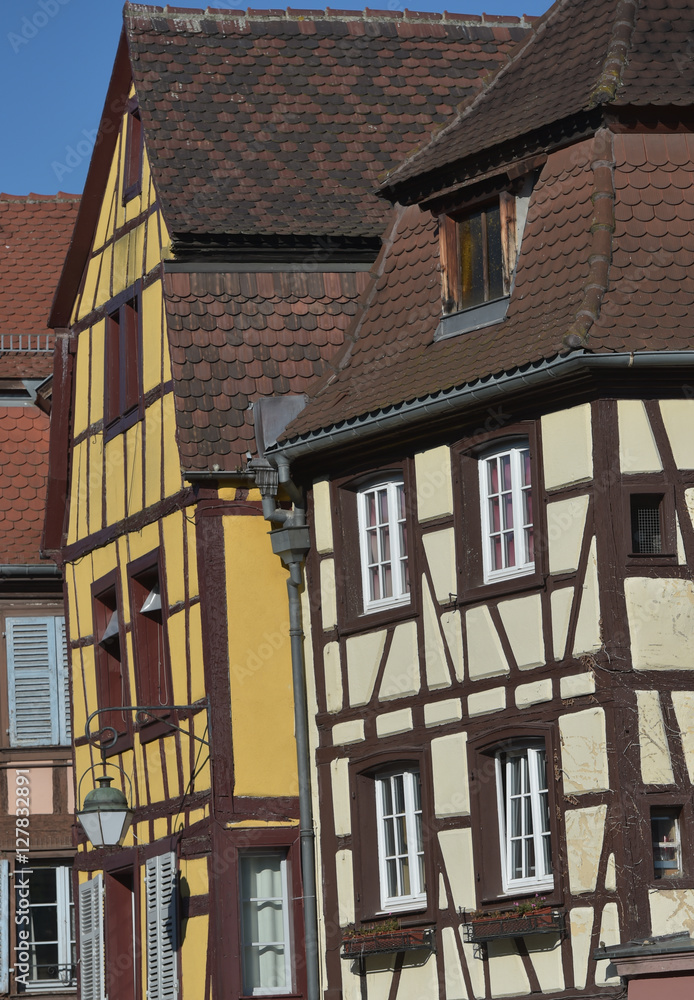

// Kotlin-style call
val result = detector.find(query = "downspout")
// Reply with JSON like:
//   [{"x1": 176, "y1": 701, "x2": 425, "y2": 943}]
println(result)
[{"x1": 249, "y1": 457, "x2": 319, "y2": 1000}]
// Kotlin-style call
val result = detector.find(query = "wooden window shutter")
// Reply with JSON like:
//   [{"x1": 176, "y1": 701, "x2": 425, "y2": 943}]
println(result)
[
  {"x1": 79, "y1": 875, "x2": 104, "y2": 1000},
  {"x1": 6, "y1": 617, "x2": 63, "y2": 746},
  {"x1": 55, "y1": 617, "x2": 70, "y2": 746},
  {"x1": 0, "y1": 860, "x2": 8, "y2": 993},
  {"x1": 145, "y1": 853, "x2": 178, "y2": 1000}
]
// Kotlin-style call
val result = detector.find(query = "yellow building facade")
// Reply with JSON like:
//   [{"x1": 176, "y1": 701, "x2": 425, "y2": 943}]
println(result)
[{"x1": 47, "y1": 61, "x2": 301, "y2": 1000}]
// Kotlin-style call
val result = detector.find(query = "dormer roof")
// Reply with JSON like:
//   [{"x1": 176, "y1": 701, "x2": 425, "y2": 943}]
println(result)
[{"x1": 381, "y1": 0, "x2": 694, "y2": 204}]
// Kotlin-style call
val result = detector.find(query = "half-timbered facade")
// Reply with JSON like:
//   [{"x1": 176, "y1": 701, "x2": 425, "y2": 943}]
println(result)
[
  {"x1": 0, "y1": 192, "x2": 79, "y2": 997},
  {"x1": 263, "y1": 1, "x2": 694, "y2": 998},
  {"x1": 43, "y1": 8, "x2": 531, "y2": 1000}
]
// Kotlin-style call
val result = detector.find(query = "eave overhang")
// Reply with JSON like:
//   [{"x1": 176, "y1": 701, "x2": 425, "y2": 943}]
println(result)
[{"x1": 269, "y1": 351, "x2": 694, "y2": 472}]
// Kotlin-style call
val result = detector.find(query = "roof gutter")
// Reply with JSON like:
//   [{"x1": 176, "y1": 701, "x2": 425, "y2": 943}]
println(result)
[
  {"x1": 0, "y1": 564, "x2": 61, "y2": 578},
  {"x1": 267, "y1": 350, "x2": 694, "y2": 462}
]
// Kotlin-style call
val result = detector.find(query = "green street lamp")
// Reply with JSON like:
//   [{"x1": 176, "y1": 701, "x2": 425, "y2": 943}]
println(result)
[{"x1": 77, "y1": 775, "x2": 134, "y2": 848}]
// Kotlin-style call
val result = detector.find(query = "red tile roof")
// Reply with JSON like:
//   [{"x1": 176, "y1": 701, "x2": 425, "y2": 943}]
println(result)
[
  {"x1": 124, "y1": 5, "x2": 532, "y2": 238},
  {"x1": 164, "y1": 267, "x2": 372, "y2": 468},
  {"x1": 0, "y1": 194, "x2": 78, "y2": 564},
  {"x1": 282, "y1": 129, "x2": 694, "y2": 443},
  {"x1": 382, "y1": 0, "x2": 694, "y2": 198},
  {"x1": 0, "y1": 407, "x2": 51, "y2": 564},
  {"x1": 0, "y1": 194, "x2": 80, "y2": 379}
]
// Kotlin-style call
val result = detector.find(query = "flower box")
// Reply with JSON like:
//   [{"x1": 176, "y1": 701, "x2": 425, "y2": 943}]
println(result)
[
  {"x1": 463, "y1": 908, "x2": 565, "y2": 943},
  {"x1": 341, "y1": 927, "x2": 434, "y2": 958}
]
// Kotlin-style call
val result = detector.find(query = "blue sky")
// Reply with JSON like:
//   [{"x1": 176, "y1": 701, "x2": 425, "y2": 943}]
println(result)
[{"x1": 1, "y1": 0, "x2": 551, "y2": 196}]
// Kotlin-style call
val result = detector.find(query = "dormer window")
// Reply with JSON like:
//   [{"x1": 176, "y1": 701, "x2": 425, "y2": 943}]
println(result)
[
  {"x1": 459, "y1": 201, "x2": 504, "y2": 309},
  {"x1": 437, "y1": 180, "x2": 532, "y2": 340}
]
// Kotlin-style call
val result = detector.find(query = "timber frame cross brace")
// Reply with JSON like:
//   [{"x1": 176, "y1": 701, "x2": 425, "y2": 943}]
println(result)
[{"x1": 84, "y1": 700, "x2": 211, "y2": 755}]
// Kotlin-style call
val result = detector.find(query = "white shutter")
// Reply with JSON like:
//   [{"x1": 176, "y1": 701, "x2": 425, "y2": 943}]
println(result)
[
  {"x1": 79, "y1": 875, "x2": 104, "y2": 1000},
  {"x1": 6, "y1": 618, "x2": 59, "y2": 746},
  {"x1": 0, "y1": 860, "x2": 8, "y2": 993},
  {"x1": 146, "y1": 853, "x2": 178, "y2": 1000},
  {"x1": 54, "y1": 617, "x2": 71, "y2": 746}
]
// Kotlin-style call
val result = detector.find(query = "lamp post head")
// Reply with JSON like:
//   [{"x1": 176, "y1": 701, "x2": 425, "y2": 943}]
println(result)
[{"x1": 77, "y1": 775, "x2": 133, "y2": 848}]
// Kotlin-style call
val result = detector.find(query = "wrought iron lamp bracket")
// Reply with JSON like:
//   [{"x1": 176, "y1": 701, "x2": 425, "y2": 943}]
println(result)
[{"x1": 84, "y1": 700, "x2": 211, "y2": 755}]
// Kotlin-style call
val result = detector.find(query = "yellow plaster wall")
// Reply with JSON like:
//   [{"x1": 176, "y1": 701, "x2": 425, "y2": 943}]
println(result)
[
  {"x1": 224, "y1": 515, "x2": 298, "y2": 797},
  {"x1": 180, "y1": 916, "x2": 208, "y2": 1000}
]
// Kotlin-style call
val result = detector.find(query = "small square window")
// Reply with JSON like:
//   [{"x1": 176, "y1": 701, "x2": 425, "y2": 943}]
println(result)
[
  {"x1": 631, "y1": 494, "x2": 664, "y2": 554},
  {"x1": 357, "y1": 480, "x2": 410, "y2": 613},
  {"x1": 651, "y1": 807, "x2": 682, "y2": 879}
]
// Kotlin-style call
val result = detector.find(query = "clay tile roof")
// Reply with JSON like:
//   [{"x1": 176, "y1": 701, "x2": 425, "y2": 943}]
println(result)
[
  {"x1": 0, "y1": 406, "x2": 50, "y2": 564},
  {"x1": 123, "y1": 3, "x2": 532, "y2": 238},
  {"x1": 382, "y1": 0, "x2": 694, "y2": 198},
  {"x1": 0, "y1": 193, "x2": 80, "y2": 379},
  {"x1": 164, "y1": 267, "x2": 372, "y2": 468},
  {"x1": 282, "y1": 128, "x2": 694, "y2": 444}
]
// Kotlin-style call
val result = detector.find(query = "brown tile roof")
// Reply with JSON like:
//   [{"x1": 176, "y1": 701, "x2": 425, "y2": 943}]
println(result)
[
  {"x1": 0, "y1": 194, "x2": 80, "y2": 378},
  {"x1": 592, "y1": 132, "x2": 694, "y2": 349},
  {"x1": 282, "y1": 129, "x2": 694, "y2": 443},
  {"x1": 0, "y1": 407, "x2": 50, "y2": 564},
  {"x1": 124, "y1": 4, "x2": 531, "y2": 238},
  {"x1": 382, "y1": 0, "x2": 694, "y2": 197},
  {"x1": 164, "y1": 267, "x2": 372, "y2": 468}
]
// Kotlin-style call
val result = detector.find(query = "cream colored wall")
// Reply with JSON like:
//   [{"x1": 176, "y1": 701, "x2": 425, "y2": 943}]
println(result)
[{"x1": 307, "y1": 401, "x2": 694, "y2": 1000}]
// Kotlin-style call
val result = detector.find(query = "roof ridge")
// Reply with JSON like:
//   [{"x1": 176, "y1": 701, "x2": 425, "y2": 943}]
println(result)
[
  {"x1": 562, "y1": 128, "x2": 615, "y2": 350},
  {"x1": 589, "y1": 0, "x2": 639, "y2": 105},
  {"x1": 380, "y1": 0, "x2": 570, "y2": 190},
  {"x1": 124, "y1": 2, "x2": 535, "y2": 26}
]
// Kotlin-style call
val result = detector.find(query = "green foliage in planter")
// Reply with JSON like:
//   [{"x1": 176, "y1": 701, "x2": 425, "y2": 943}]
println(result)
[{"x1": 342, "y1": 918, "x2": 400, "y2": 939}]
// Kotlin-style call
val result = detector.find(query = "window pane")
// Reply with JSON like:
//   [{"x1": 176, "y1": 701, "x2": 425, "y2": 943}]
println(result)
[
  {"x1": 240, "y1": 854, "x2": 289, "y2": 994},
  {"x1": 486, "y1": 204, "x2": 504, "y2": 300},
  {"x1": 460, "y1": 211, "x2": 485, "y2": 308},
  {"x1": 501, "y1": 454, "x2": 512, "y2": 493},
  {"x1": 29, "y1": 868, "x2": 57, "y2": 905},
  {"x1": 393, "y1": 774, "x2": 405, "y2": 813},
  {"x1": 366, "y1": 493, "x2": 376, "y2": 527},
  {"x1": 377, "y1": 770, "x2": 425, "y2": 905}
]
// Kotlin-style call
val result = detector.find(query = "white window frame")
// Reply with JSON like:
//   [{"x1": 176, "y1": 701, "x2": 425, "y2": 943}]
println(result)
[
  {"x1": 239, "y1": 851, "x2": 292, "y2": 996},
  {"x1": 357, "y1": 480, "x2": 409, "y2": 614},
  {"x1": 375, "y1": 769, "x2": 426, "y2": 913},
  {"x1": 20, "y1": 864, "x2": 76, "y2": 991},
  {"x1": 479, "y1": 442, "x2": 533, "y2": 584},
  {"x1": 495, "y1": 744, "x2": 553, "y2": 895}
]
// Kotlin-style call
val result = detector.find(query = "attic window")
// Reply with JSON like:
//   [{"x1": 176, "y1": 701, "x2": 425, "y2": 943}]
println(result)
[
  {"x1": 437, "y1": 181, "x2": 531, "y2": 340},
  {"x1": 123, "y1": 98, "x2": 143, "y2": 203}
]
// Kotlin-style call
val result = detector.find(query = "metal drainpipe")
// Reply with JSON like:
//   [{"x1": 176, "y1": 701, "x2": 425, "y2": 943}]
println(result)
[{"x1": 252, "y1": 459, "x2": 319, "y2": 1000}]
